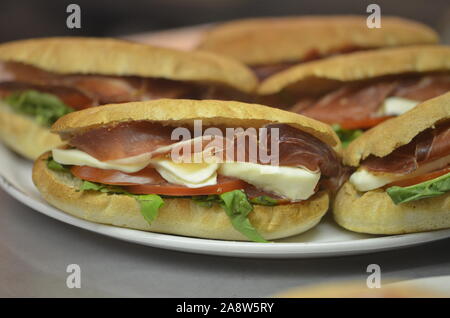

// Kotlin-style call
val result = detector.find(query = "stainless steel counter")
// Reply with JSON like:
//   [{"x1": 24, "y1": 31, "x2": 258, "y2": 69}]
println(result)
[{"x1": 1, "y1": 188, "x2": 450, "y2": 297}]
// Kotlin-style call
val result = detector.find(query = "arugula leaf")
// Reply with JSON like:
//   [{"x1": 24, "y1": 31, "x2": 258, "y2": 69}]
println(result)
[
  {"x1": 387, "y1": 172, "x2": 450, "y2": 204},
  {"x1": 191, "y1": 195, "x2": 222, "y2": 208},
  {"x1": 249, "y1": 195, "x2": 278, "y2": 206},
  {"x1": 78, "y1": 180, "x2": 164, "y2": 223},
  {"x1": 332, "y1": 124, "x2": 363, "y2": 148},
  {"x1": 61, "y1": 170, "x2": 268, "y2": 240},
  {"x1": 220, "y1": 190, "x2": 269, "y2": 243},
  {"x1": 5, "y1": 90, "x2": 74, "y2": 126},
  {"x1": 136, "y1": 194, "x2": 164, "y2": 223},
  {"x1": 47, "y1": 158, "x2": 70, "y2": 173}
]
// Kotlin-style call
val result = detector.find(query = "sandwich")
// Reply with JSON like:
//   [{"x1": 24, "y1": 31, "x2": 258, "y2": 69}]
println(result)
[
  {"x1": 258, "y1": 45, "x2": 450, "y2": 146},
  {"x1": 0, "y1": 37, "x2": 257, "y2": 160},
  {"x1": 32, "y1": 99, "x2": 343, "y2": 241},
  {"x1": 333, "y1": 92, "x2": 450, "y2": 234},
  {"x1": 198, "y1": 16, "x2": 439, "y2": 80}
]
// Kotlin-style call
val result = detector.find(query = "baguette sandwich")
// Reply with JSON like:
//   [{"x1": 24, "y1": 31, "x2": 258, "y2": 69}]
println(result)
[
  {"x1": 0, "y1": 37, "x2": 257, "y2": 159},
  {"x1": 199, "y1": 16, "x2": 439, "y2": 80},
  {"x1": 258, "y1": 45, "x2": 450, "y2": 146},
  {"x1": 334, "y1": 92, "x2": 450, "y2": 234},
  {"x1": 33, "y1": 99, "x2": 343, "y2": 241}
]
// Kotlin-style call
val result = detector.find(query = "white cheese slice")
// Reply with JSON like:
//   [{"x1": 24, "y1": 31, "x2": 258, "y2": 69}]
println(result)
[
  {"x1": 53, "y1": 148, "x2": 322, "y2": 199},
  {"x1": 349, "y1": 169, "x2": 397, "y2": 192},
  {"x1": 52, "y1": 148, "x2": 147, "y2": 173},
  {"x1": 379, "y1": 97, "x2": 420, "y2": 116},
  {"x1": 149, "y1": 159, "x2": 218, "y2": 188},
  {"x1": 350, "y1": 154, "x2": 450, "y2": 192},
  {"x1": 219, "y1": 162, "x2": 320, "y2": 201}
]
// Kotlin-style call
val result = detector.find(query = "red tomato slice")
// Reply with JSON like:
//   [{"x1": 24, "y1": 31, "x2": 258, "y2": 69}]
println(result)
[
  {"x1": 386, "y1": 167, "x2": 450, "y2": 188},
  {"x1": 126, "y1": 178, "x2": 247, "y2": 196},
  {"x1": 71, "y1": 165, "x2": 247, "y2": 196},
  {"x1": 339, "y1": 116, "x2": 394, "y2": 130}
]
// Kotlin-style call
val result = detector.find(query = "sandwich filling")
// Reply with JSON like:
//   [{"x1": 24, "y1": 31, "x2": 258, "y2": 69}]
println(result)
[
  {"x1": 251, "y1": 46, "x2": 366, "y2": 80},
  {"x1": 349, "y1": 120, "x2": 450, "y2": 204},
  {"x1": 289, "y1": 73, "x2": 450, "y2": 146},
  {"x1": 49, "y1": 121, "x2": 342, "y2": 241},
  {"x1": 0, "y1": 61, "x2": 249, "y2": 126}
]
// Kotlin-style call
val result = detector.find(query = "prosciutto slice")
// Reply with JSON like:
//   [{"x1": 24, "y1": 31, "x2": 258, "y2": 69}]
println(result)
[
  {"x1": 264, "y1": 123, "x2": 341, "y2": 177},
  {"x1": 69, "y1": 121, "x2": 176, "y2": 161},
  {"x1": 292, "y1": 74, "x2": 450, "y2": 126},
  {"x1": 294, "y1": 81, "x2": 397, "y2": 124},
  {"x1": 0, "y1": 61, "x2": 197, "y2": 106},
  {"x1": 363, "y1": 121, "x2": 450, "y2": 174},
  {"x1": 0, "y1": 81, "x2": 94, "y2": 109},
  {"x1": 68, "y1": 121, "x2": 343, "y2": 192}
]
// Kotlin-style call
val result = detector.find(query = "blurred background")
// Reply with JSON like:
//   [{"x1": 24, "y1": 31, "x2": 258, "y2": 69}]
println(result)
[{"x1": 1, "y1": 0, "x2": 449, "y2": 43}]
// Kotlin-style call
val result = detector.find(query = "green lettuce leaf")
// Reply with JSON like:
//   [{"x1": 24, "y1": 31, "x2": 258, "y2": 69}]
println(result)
[
  {"x1": 79, "y1": 180, "x2": 164, "y2": 224},
  {"x1": 249, "y1": 195, "x2": 278, "y2": 206},
  {"x1": 220, "y1": 190, "x2": 269, "y2": 243},
  {"x1": 47, "y1": 158, "x2": 70, "y2": 173},
  {"x1": 386, "y1": 172, "x2": 450, "y2": 204},
  {"x1": 332, "y1": 124, "x2": 363, "y2": 148},
  {"x1": 191, "y1": 195, "x2": 222, "y2": 208},
  {"x1": 136, "y1": 194, "x2": 165, "y2": 223},
  {"x1": 51, "y1": 164, "x2": 267, "y2": 241},
  {"x1": 5, "y1": 90, "x2": 74, "y2": 126}
]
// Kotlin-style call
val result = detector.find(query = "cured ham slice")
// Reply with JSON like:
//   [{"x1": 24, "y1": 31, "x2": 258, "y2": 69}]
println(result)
[
  {"x1": 70, "y1": 121, "x2": 341, "y2": 175},
  {"x1": 265, "y1": 124, "x2": 341, "y2": 177},
  {"x1": 69, "y1": 121, "x2": 176, "y2": 161},
  {"x1": 0, "y1": 81, "x2": 94, "y2": 109},
  {"x1": 292, "y1": 74, "x2": 450, "y2": 128},
  {"x1": 363, "y1": 121, "x2": 450, "y2": 174},
  {"x1": 294, "y1": 82, "x2": 397, "y2": 124},
  {"x1": 0, "y1": 61, "x2": 197, "y2": 106},
  {"x1": 68, "y1": 121, "x2": 343, "y2": 193},
  {"x1": 394, "y1": 74, "x2": 450, "y2": 101}
]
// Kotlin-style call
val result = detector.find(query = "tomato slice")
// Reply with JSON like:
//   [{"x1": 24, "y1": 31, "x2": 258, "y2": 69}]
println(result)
[
  {"x1": 70, "y1": 165, "x2": 247, "y2": 196},
  {"x1": 126, "y1": 177, "x2": 247, "y2": 196},
  {"x1": 386, "y1": 167, "x2": 450, "y2": 188},
  {"x1": 338, "y1": 116, "x2": 394, "y2": 130}
]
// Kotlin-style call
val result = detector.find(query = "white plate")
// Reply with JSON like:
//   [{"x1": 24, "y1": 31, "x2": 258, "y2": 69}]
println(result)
[{"x1": 1, "y1": 144, "x2": 450, "y2": 258}]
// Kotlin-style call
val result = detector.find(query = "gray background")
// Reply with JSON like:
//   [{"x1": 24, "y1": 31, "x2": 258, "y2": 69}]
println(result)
[
  {"x1": 2, "y1": 188, "x2": 450, "y2": 297},
  {"x1": 1, "y1": 0, "x2": 450, "y2": 297}
]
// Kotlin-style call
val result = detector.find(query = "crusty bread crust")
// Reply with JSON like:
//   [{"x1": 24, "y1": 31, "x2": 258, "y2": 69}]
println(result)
[
  {"x1": 199, "y1": 16, "x2": 439, "y2": 66},
  {"x1": 32, "y1": 152, "x2": 330, "y2": 241},
  {"x1": 333, "y1": 181, "x2": 450, "y2": 234},
  {"x1": 344, "y1": 92, "x2": 450, "y2": 167},
  {"x1": 0, "y1": 102, "x2": 63, "y2": 160},
  {"x1": 258, "y1": 45, "x2": 450, "y2": 95},
  {"x1": 51, "y1": 98, "x2": 342, "y2": 153},
  {"x1": 0, "y1": 37, "x2": 257, "y2": 93}
]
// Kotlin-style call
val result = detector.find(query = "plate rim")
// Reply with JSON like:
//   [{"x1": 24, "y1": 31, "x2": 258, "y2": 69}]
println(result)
[{"x1": 2, "y1": 172, "x2": 450, "y2": 259}]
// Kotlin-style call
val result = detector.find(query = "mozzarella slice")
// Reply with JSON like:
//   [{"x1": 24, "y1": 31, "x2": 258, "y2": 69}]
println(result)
[
  {"x1": 350, "y1": 154, "x2": 450, "y2": 192},
  {"x1": 379, "y1": 97, "x2": 420, "y2": 116},
  {"x1": 149, "y1": 159, "x2": 218, "y2": 188},
  {"x1": 349, "y1": 169, "x2": 397, "y2": 192},
  {"x1": 52, "y1": 148, "x2": 148, "y2": 173},
  {"x1": 219, "y1": 162, "x2": 320, "y2": 201},
  {"x1": 53, "y1": 148, "x2": 322, "y2": 198}
]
